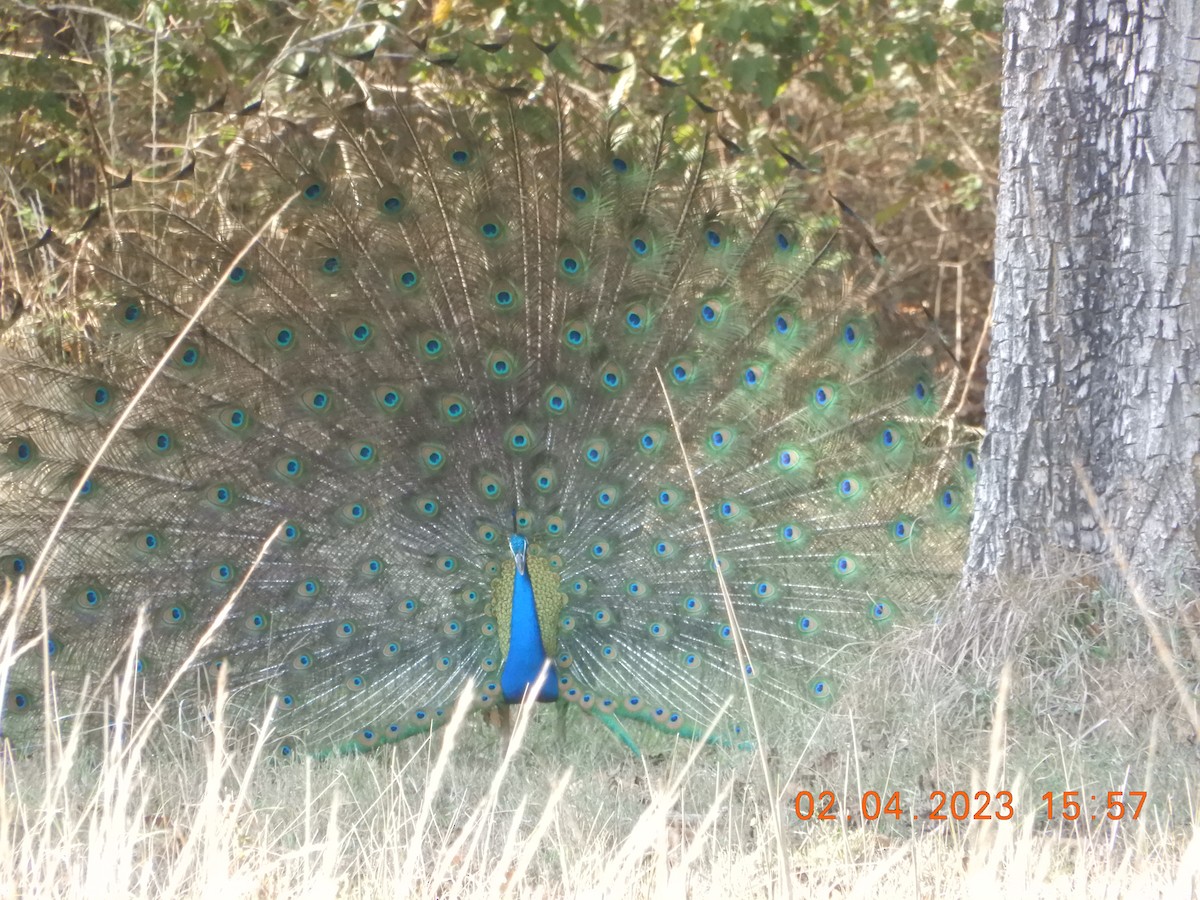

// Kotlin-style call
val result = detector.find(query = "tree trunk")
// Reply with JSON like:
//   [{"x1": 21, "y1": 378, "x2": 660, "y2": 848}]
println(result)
[{"x1": 966, "y1": 0, "x2": 1199, "y2": 594}]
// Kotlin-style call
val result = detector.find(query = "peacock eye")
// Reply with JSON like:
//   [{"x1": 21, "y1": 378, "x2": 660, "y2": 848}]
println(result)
[{"x1": 0, "y1": 71, "x2": 976, "y2": 757}]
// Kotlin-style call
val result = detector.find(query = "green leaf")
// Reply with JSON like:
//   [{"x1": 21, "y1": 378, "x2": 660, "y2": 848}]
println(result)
[
  {"x1": 0, "y1": 88, "x2": 73, "y2": 128},
  {"x1": 910, "y1": 157, "x2": 937, "y2": 176},
  {"x1": 887, "y1": 100, "x2": 920, "y2": 120},
  {"x1": 938, "y1": 159, "x2": 965, "y2": 178},
  {"x1": 907, "y1": 30, "x2": 939, "y2": 67},
  {"x1": 872, "y1": 40, "x2": 895, "y2": 79}
]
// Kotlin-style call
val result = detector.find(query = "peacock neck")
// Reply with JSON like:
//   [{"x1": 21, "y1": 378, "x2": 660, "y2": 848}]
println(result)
[{"x1": 499, "y1": 535, "x2": 559, "y2": 704}]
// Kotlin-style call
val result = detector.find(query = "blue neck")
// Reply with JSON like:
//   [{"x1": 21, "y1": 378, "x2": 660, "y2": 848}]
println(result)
[{"x1": 499, "y1": 541, "x2": 559, "y2": 704}]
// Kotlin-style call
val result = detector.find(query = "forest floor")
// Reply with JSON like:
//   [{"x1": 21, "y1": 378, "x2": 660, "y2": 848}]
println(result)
[{"x1": 1, "y1": 564, "x2": 1197, "y2": 898}]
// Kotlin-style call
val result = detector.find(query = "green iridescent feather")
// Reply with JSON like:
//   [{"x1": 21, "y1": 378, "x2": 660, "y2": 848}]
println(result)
[{"x1": 0, "y1": 47, "x2": 976, "y2": 757}]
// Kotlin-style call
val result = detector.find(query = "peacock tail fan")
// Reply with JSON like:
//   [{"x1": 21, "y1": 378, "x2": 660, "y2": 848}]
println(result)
[{"x1": 0, "y1": 46, "x2": 977, "y2": 758}]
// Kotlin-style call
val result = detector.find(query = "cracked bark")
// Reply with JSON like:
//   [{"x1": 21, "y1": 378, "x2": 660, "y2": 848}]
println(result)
[{"x1": 965, "y1": 0, "x2": 1200, "y2": 594}]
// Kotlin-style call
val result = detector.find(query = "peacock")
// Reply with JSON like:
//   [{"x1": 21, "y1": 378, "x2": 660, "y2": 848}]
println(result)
[{"x1": 0, "y1": 43, "x2": 976, "y2": 758}]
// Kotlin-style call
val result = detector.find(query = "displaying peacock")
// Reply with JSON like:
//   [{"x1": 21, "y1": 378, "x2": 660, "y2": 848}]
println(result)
[{"x1": 0, "y1": 44, "x2": 976, "y2": 758}]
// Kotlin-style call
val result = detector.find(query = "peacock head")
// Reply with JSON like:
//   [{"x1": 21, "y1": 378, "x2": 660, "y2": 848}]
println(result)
[{"x1": 508, "y1": 533, "x2": 528, "y2": 574}]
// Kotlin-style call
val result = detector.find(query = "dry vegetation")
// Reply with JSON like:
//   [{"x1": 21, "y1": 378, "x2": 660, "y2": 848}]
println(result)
[{"x1": 1, "y1": 559, "x2": 1197, "y2": 897}]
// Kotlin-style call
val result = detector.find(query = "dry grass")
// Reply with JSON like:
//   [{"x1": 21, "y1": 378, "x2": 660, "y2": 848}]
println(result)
[{"x1": 1, "y1": 562, "x2": 1196, "y2": 898}]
